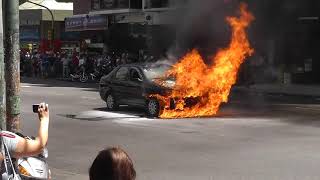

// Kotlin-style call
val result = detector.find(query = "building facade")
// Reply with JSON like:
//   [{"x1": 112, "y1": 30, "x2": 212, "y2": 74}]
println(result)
[
  {"x1": 19, "y1": 0, "x2": 74, "y2": 53},
  {"x1": 67, "y1": 0, "x2": 181, "y2": 58}
]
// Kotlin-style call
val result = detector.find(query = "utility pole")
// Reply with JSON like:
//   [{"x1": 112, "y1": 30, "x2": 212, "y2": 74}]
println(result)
[
  {"x1": 4, "y1": 0, "x2": 20, "y2": 132},
  {"x1": 0, "y1": 0, "x2": 6, "y2": 131}
]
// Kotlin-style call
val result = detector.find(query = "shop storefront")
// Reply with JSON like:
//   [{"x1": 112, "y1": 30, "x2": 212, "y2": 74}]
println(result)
[{"x1": 65, "y1": 14, "x2": 108, "y2": 54}]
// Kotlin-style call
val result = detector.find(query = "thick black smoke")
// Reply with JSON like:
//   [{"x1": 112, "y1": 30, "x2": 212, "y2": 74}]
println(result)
[
  {"x1": 168, "y1": 0, "x2": 319, "y2": 59},
  {"x1": 171, "y1": 0, "x2": 239, "y2": 60}
]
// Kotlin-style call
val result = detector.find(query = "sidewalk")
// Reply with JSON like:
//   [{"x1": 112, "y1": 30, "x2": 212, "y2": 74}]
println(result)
[
  {"x1": 233, "y1": 83, "x2": 320, "y2": 98},
  {"x1": 54, "y1": 76, "x2": 320, "y2": 97}
]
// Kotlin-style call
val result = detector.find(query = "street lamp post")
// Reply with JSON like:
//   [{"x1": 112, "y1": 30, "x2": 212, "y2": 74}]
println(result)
[{"x1": 26, "y1": 0, "x2": 55, "y2": 52}]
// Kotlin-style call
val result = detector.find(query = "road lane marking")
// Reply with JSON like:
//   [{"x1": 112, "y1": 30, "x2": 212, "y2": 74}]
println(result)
[
  {"x1": 81, "y1": 96, "x2": 98, "y2": 100},
  {"x1": 54, "y1": 93, "x2": 65, "y2": 96}
]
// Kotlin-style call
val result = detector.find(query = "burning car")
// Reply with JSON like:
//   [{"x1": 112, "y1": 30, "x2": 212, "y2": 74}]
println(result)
[
  {"x1": 100, "y1": 3, "x2": 254, "y2": 119},
  {"x1": 99, "y1": 63, "x2": 176, "y2": 117}
]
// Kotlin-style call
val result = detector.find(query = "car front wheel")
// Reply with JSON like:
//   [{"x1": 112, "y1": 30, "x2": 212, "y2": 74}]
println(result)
[
  {"x1": 106, "y1": 93, "x2": 119, "y2": 110},
  {"x1": 147, "y1": 98, "x2": 161, "y2": 117}
]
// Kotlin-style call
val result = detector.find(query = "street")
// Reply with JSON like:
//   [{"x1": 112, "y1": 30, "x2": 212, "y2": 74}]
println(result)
[{"x1": 20, "y1": 77, "x2": 320, "y2": 180}]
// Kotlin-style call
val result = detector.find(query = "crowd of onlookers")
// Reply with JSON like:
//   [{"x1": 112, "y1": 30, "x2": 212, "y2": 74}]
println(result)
[{"x1": 20, "y1": 49, "x2": 158, "y2": 80}]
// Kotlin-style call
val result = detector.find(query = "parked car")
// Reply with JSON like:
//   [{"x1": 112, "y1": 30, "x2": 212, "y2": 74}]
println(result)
[{"x1": 99, "y1": 63, "x2": 175, "y2": 117}]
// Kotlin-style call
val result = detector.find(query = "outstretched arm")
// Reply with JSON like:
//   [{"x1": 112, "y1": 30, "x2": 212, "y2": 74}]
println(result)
[{"x1": 14, "y1": 103, "x2": 49, "y2": 157}]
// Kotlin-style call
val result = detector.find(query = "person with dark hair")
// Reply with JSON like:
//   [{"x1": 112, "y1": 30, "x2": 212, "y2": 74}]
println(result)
[{"x1": 89, "y1": 147, "x2": 136, "y2": 180}]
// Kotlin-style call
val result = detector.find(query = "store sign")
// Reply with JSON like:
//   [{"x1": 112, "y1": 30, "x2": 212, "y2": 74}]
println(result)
[
  {"x1": 65, "y1": 15, "x2": 108, "y2": 32},
  {"x1": 20, "y1": 26, "x2": 40, "y2": 42}
]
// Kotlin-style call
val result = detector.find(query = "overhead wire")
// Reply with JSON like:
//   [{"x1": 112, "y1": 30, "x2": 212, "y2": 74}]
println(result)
[{"x1": 21, "y1": 0, "x2": 45, "y2": 9}]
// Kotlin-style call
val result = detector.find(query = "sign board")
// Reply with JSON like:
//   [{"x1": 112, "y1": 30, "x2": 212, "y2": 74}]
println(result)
[
  {"x1": 65, "y1": 15, "x2": 108, "y2": 32},
  {"x1": 20, "y1": 26, "x2": 40, "y2": 42}
]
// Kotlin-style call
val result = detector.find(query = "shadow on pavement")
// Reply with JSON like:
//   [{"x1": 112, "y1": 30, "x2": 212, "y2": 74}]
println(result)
[
  {"x1": 93, "y1": 106, "x2": 146, "y2": 117},
  {"x1": 56, "y1": 106, "x2": 147, "y2": 121},
  {"x1": 21, "y1": 77, "x2": 99, "y2": 92}
]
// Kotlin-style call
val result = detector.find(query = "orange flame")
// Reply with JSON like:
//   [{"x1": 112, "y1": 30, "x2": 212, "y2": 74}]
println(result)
[{"x1": 153, "y1": 3, "x2": 255, "y2": 118}]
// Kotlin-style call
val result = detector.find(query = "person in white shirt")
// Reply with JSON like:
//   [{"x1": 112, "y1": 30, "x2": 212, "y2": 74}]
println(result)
[{"x1": 61, "y1": 55, "x2": 71, "y2": 78}]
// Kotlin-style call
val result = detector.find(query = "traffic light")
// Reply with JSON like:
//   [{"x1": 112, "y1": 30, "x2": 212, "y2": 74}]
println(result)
[{"x1": 48, "y1": 30, "x2": 52, "y2": 41}]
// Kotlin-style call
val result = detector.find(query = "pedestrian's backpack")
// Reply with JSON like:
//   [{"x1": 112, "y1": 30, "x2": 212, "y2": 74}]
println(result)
[{"x1": 1, "y1": 132, "x2": 21, "y2": 180}]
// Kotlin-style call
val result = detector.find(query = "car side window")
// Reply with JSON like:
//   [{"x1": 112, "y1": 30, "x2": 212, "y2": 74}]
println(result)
[
  {"x1": 115, "y1": 67, "x2": 129, "y2": 81},
  {"x1": 130, "y1": 68, "x2": 142, "y2": 81}
]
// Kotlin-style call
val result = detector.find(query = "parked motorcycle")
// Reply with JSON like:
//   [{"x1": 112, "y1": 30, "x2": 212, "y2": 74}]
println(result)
[
  {"x1": 89, "y1": 63, "x2": 113, "y2": 81},
  {"x1": 70, "y1": 67, "x2": 89, "y2": 83},
  {"x1": 1, "y1": 134, "x2": 51, "y2": 180}
]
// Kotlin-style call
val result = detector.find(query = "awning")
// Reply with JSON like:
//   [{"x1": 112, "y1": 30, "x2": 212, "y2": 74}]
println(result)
[
  {"x1": 65, "y1": 14, "x2": 108, "y2": 32},
  {"x1": 19, "y1": 0, "x2": 73, "y2": 21},
  {"x1": 19, "y1": 0, "x2": 73, "y2": 10}
]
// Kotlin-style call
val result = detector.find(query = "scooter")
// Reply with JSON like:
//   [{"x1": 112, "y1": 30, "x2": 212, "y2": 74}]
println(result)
[
  {"x1": 1, "y1": 134, "x2": 51, "y2": 180},
  {"x1": 17, "y1": 136, "x2": 51, "y2": 180}
]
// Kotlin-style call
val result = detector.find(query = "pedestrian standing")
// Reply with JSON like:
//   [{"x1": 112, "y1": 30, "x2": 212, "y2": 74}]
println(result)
[
  {"x1": 72, "y1": 53, "x2": 79, "y2": 74},
  {"x1": 61, "y1": 55, "x2": 70, "y2": 78},
  {"x1": 32, "y1": 53, "x2": 40, "y2": 77},
  {"x1": 41, "y1": 53, "x2": 49, "y2": 78}
]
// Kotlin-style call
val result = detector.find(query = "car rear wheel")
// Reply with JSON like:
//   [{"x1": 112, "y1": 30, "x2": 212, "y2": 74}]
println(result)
[
  {"x1": 106, "y1": 93, "x2": 119, "y2": 110},
  {"x1": 147, "y1": 98, "x2": 161, "y2": 117}
]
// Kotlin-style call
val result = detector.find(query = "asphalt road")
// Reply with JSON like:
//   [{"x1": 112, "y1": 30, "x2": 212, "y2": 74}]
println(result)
[{"x1": 19, "y1": 77, "x2": 320, "y2": 180}]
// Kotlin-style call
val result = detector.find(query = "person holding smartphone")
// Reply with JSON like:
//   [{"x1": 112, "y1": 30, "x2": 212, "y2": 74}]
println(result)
[{"x1": 0, "y1": 102, "x2": 50, "y2": 161}]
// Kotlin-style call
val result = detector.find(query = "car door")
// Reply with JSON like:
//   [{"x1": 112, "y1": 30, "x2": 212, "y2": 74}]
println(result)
[
  {"x1": 111, "y1": 66, "x2": 131, "y2": 104},
  {"x1": 126, "y1": 67, "x2": 146, "y2": 106}
]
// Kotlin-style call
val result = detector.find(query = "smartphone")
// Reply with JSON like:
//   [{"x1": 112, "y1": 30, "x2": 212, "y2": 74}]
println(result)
[{"x1": 32, "y1": 104, "x2": 40, "y2": 113}]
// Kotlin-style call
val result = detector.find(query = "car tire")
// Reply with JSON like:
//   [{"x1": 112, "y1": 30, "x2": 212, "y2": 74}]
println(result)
[
  {"x1": 146, "y1": 98, "x2": 161, "y2": 118},
  {"x1": 106, "y1": 93, "x2": 119, "y2": 111}
]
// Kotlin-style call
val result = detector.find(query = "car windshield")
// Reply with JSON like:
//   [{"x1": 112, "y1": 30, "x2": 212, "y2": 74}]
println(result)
[{"x1": 143, "y1": 64, "x2": 172, "y2": 80}]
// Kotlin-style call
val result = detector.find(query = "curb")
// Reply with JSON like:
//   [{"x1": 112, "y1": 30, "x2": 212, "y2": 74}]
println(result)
[
  {"x1": 232, "y1": 87, "x2": 320, "y2": 99},
  {"x1": 56, "y1": 78, "x2": 98, "y2": 84}
]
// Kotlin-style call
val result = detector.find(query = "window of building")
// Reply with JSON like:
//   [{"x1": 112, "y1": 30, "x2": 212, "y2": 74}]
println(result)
[
  {"x1": 101, "y1": 0, "x2": 117, "y2": 9},
  {"x1": 92, "y1": 0, "x2": 101, "y2": 10},
  {"x1": 118, "y1": 0, "x2": 129, "y2": 8},
  {"x1": 145, "y1": 0, "x2": 169, "y2": 9},
  {"x1": 130, "y1": 0, "x2": 142, "y2": 9},
  {"x1": 92, "y1": 0, "x2": 142, "y2": 10},
  {"x1": 144, "y1": 0, "x2": 188, "y2": 9}
]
